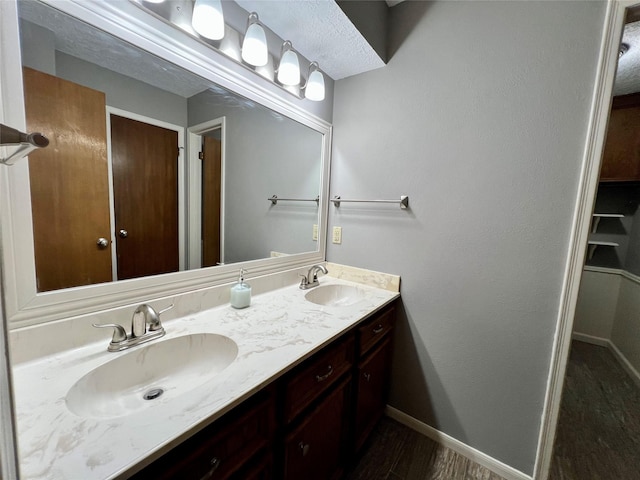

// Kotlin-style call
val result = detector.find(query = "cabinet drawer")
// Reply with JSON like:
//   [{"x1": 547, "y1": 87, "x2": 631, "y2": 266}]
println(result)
[
  {"x1": 284, "y1": 335, "x2": 353, "y2": 424},
  {"x1": 133, "y1": 392, "x2": 274, "y2": 480},
  {"x1": 358, "y1": 305, "x2": 395, "y2": 356},
  {"x1": 283, "y1": 378, "x2": 349, "y2": 480}
]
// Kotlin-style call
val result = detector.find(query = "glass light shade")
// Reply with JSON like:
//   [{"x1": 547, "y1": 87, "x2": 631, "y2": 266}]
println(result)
[
  {"x1": 241, "y1": 13, "x2": 268, "y2": 67},
  {"x1": 305, "y1": 67, "x2": 325, "y2": 102},
  {"x1": 192, "y1": 0, "x2": 225, "y2": 40},
  {"x1": 277, "y1": 47, "x2": 300, "y2": 86},
  {"x1": 143, "y1": 0, "x2": 165, "y2": 3}
]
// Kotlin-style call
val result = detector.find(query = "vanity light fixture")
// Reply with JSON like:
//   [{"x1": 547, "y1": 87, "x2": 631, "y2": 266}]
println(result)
[
  {"x1": 192, "y1": 0, "x2": 225, "y2": 41},
  {"x1": 277, "y1": 41, "x2": 301, "y2": 86},
  {"x1": 241, "y1": 12, "x2": 268, "y2": 67},
  {"x1": 133, "y1": 2, "x2": 327, "y2": 102},
  {"x1": 304, "y1": 62, "x2": 325, "y2": 102}
]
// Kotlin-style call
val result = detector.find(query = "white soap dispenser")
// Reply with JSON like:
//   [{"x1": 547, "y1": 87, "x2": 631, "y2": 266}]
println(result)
[{"x1": 230, "y1": 268, "x2": 251, "y2": 309}]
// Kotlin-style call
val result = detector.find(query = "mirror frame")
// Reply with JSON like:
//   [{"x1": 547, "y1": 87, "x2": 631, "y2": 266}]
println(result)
[{"x1": 0, "y1": 0, "x2": 332, "y2": 329}]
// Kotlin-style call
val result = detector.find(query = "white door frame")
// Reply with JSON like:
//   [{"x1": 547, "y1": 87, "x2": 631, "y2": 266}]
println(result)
[
  {"x1": 187, "y1": 117, "x2": 226, "y2": 269},
  {"x1": 106, "y1": 107, "x2": 186, "y2": 277},
  {"x1": 533, "y1": 1, "x2": 636, "y2": 478}
]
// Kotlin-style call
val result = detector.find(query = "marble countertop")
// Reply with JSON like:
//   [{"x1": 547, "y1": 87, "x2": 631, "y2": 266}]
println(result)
[{"x1": 12, "y1": 275, "x2": 399, "y2": 479}]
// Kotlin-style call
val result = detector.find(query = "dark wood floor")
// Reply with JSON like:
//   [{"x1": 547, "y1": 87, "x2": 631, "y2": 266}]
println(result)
[
  {"x1": 549, "y1": 340, "x2": 640, "y2": 480},
  {"x1": 345, "y1": 417, "x2": 506, "y2": 480},
  {"x1": 348, "y1": 340, "x2": 640, "y2": 480}
]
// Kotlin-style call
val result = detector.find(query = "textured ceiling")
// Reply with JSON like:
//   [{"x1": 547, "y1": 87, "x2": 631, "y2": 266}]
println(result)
[
  {"x1": 614, "y1": 20, "x2": 640, "y2": 96},
  {"x1": 19, "y1": 0, "x2": 213, "y2": 98},
  {"x1": 235, "y1": 0, "x2": 385, "y2": 80}
]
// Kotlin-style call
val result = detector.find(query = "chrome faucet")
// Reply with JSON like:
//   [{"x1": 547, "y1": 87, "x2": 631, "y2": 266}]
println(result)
[
  {"x1": 299, "y1": 264, "x2": 328, "y2": 290},
  {"x1": 93, "y1": 303, "x2": 173, "y2": 352}
]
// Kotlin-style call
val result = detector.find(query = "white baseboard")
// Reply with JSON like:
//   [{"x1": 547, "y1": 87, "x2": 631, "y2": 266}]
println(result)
[
  {"x1": 571, "y1": 332, "x2": 609, "y2": 347},
  {"x1": 608, "y1": 341, "x2": 640, "y2": 389},
  {"x1": 384, "y1": 406, "x2": 532, "y2": 480},
  {"x1": 571, "y1": 332, "x2": 640, "y2": 388}
]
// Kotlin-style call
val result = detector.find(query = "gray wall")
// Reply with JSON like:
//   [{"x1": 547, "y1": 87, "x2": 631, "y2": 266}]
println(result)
[
  {"x1": 55, "y1": 53, "x2": 188, "y2": 128},
  {"x1": 337, "y1": 1, "x2": 389, "y2": 63},
  {"x1": 618, "y1": 187, "x2": 640, "y2": 275},
  {"x1": 327, "y1": 0, "x2": 605, "y2": 474},
  {"x1": 189, "y1": 91, "x2": 322, "y2": 263},
  {"x1": 20, "y1": 20, "x2": 188, "y2": 127}
]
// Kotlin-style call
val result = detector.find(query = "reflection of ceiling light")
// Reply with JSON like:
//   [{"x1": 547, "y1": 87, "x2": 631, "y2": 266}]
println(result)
[
  {"x1": 242, "y1": 12, "x2": 268, "y2": 67},
  {"x1": 620, "y1": 43, "x2": 630, "y2": 58},
  {"x1": 192, "y1": 0, "x2": 225, "y2": 41},
  {"x1": 304, "y1": 62, "x2": 325, "y2": 102},
  {"x1": 277, "y1": 41, "x2": 300, "y2": 86},
  {"x1": 143, "y1": 0, "x2": 165, "y2": 3}
]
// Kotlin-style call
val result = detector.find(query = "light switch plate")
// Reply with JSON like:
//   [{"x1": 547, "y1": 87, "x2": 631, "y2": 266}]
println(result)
[
  {"x1": 312, "y1": 224, "x2": 318, "y2": 241},
  {"x1": 332, "y1": 226, "x2": 342, "y2": 244}
]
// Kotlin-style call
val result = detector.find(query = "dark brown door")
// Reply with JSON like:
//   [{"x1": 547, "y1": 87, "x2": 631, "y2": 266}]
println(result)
[
  {"x1": 110, "y1": 114, "x2": 179, "y2": 280},
  {"x1": 23, "y1": 67, "x2": 113, "y2": 292},
  {"x1": 201, "y1": 134, "x2": 222, "y2": 267}
]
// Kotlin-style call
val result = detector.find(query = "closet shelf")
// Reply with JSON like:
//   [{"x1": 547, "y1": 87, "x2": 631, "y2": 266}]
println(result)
[
  {"x1": 591, "y1": 213, "x2": 624, "y2": 233},
  {"x1": 587, "y1": 240, "x2": 619, "y2": 260}
]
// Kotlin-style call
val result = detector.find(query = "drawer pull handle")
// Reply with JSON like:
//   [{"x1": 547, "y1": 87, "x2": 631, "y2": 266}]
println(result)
[
  {"x1": 315, "y1": 364, "x2": 333, "y2": 382},
  {"x1": 372, "y1": 324, "x2": 384, "y2": 334},
  {"x1": 299, "y1": 441, "x2": 310, "y2": 457},
  {"x1": 364, "y1": 372, "x2": 371, "y2": 382},
  {"x1": 200, "y1": 456, "x2": 220, "y2": 480}
]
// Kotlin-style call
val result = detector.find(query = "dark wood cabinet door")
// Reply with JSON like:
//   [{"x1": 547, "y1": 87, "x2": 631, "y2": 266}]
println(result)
[
  {"x1": 283, "y1": 378, "x2": 349, "y2": 480},
  {"x1": 131, "y1": 392, "x2": 274, "y2": 480},
  {"x1": 600, "y1": 93, "x2": 640, "y2": 182},
  {"x1": 354, "y1": 336, "x2": 393, "y2": 452}
]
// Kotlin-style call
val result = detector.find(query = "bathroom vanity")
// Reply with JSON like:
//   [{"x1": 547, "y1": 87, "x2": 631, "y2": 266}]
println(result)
[
  {"x1": 132, "y1": 302, "x2": 395, "y2": 480},
  {"x1": 10, "y1": 266, "x2": 400, "y2": 479},
  {"x1": 0, "y1": 2, "x2": 400, "y2": 478}
]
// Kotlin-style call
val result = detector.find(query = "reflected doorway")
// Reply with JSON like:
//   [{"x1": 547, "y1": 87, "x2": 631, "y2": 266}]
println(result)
[{"x1": 187, "y1": 117, "x2": 226, "y2": 269}]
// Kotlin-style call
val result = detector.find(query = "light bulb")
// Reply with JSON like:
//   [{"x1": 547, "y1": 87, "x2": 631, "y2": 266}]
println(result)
[
  {"x1": 241, "y1": 12, "x2": 268, "y2": 67},
  {"x1": 192, "y1": 0, "x2": 225, "y2": 41},
  {"x1": 305, "y1": 63, "x2": 325, "y2": 101},
  {"x1": 277, "y1": 41, "x2": 300, "y2": 86}
]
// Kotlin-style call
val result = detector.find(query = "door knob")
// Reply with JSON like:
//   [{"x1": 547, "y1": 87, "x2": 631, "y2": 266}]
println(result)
[
  {"x1": 118, "y1": 229, "x2": 128, "y2": 238},
  {"x1": 96, "y1": 238, "x2": 109, "y2": 249}
]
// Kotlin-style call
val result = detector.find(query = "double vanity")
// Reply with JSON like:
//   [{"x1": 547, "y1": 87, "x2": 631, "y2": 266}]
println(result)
[
  {"x1": 10, "y1": 264, "x2": 400, "y2": 479},
  {"x1": 0, "y1": 2, "x2": 401, "y2": 478}
]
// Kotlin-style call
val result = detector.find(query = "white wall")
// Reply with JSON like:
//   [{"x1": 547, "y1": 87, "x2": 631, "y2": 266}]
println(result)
[
  {"x1": 573, "y1": 269, "x2": 620, "y2": 340},
  {"x1": 328, "y1": 0, "x2": 606, "y2": 474},
  {"x1": 610, "y1": 276, "x2": 640, "y2": 377}
]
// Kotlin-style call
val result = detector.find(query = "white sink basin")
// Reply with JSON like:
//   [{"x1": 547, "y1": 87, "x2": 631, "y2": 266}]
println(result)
[
  {"x1": 66, "y1": 333, "x2": 238, "y2": 419},
  {"x1": 304, "y1": 284, "x2": 366, "y2": 307}
]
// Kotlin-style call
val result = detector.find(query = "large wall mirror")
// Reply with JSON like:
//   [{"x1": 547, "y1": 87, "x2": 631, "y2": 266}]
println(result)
[{"x1": 0, "y1": 0, "x2": 331, "y2": 328}]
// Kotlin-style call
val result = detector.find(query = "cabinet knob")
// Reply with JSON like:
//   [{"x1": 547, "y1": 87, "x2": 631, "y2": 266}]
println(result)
[
  {"x1": 96, "y1": 237, "x2": 109, "y2": 249},
  {"x1": 200, "y1": 456, "x2": 220, "y2": 480},
  {"x1": 315, "y1": 364, "x2": 333, "y2": 382},
  {"x1": 299, "y1": 442, "x2": 310, "y2": 457},
  {"x1": 118, "y1": 229, "x2": 128, "y2": 238},
  {"x1": 372, "y1": 324, "x2": 384, "y2": 334},
  {"x1": 364, "y1": 372, "x2": 371, "y2": 382}
]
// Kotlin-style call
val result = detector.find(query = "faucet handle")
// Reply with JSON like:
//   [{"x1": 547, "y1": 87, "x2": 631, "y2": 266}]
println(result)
[
  {"x1": 93, "y1": 323, "x2": 127, "y2": 343},
  {"x1": 150, "y1": 304, "x2": 174, "y2": 331},
  {"x1": 298, "y1": 274, "x2": 309, "y2": 289}
]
